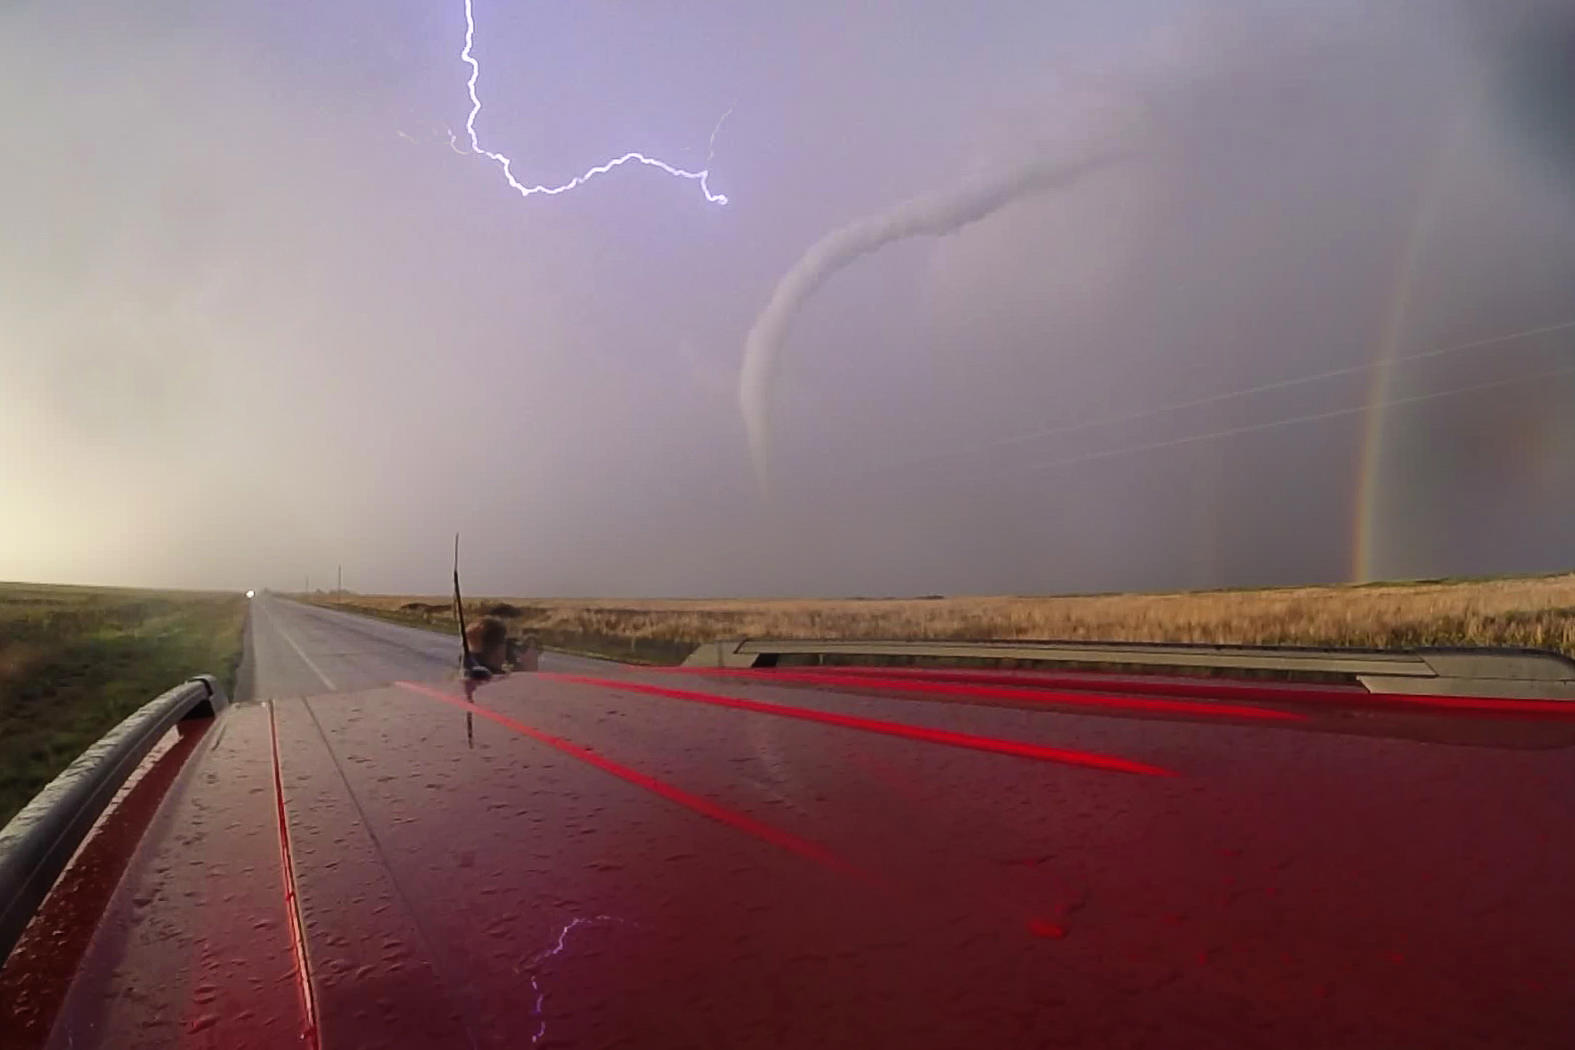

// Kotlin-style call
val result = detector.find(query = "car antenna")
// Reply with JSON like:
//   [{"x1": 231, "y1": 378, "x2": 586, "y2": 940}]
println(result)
[{"x1": 453, "y1": 532, "x2": 478, "y2": 676}]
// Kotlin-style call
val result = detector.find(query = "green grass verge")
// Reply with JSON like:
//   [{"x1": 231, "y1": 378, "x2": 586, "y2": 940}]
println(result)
[{"x1": 0, "y1": 582, "x2": 248, "y2": 826}]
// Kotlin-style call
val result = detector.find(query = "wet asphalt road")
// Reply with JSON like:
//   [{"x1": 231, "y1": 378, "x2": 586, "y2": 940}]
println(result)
[
  {"x1": 40, "y1": 594, "x2": 1575, "y2": 1049},
  {"x1": 238, "y1": 594, "x2": 614, "y2": 700}
]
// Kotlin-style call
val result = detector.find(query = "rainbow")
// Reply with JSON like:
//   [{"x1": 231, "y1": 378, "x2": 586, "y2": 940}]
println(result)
[
  {"x1": 1353, "y1": 3, "x2": 1566, "y2": 582},
  {"x1": 1350, "y1": 104, "x2": 1476, "y2": 583}
]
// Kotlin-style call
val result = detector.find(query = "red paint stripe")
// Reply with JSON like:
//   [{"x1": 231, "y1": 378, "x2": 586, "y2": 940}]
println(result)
[
  {"x1": 1360, "y1": 691, "x2": 1575, "y2": 718},
  {"x1": 664, "y1": 666, "x2": 1575, "y2": 718},
  {"x1": 747, "y1": 670, "x2": 1304, "y2": 721},
  {"x1": 539, "y1": 674, "x2": 1174, "y2": 776},
  {"x1": 267, "y1": 701, "x2": 321, "y2": 1050},
  {"x1": 735, "y1": 664, "x2": 1359, "y2": 702},
  {"x1": 794, "y1": 666, "x2": 1561, "y2": 715},
  {"x1": 656, "y1": 667, "x2": 1304, "y2": 722},
  {"x1": 393, "y1": 682, "x2": 868, "y2": 879}
]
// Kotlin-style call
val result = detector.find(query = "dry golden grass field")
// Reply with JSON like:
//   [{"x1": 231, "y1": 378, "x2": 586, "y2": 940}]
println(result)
[{"x1": 308, "y1": 571, "x2": 1575, "y2": 664}]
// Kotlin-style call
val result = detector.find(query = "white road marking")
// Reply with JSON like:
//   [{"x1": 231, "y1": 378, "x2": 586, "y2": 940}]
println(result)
[{"x1": 266, "y1": 601, "x2": 338, "y2": 691}]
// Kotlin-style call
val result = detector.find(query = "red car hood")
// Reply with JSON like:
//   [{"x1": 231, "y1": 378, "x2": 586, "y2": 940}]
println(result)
[{"x1": 15, "y1": 663, "x2": 1575, "y2": 1048}]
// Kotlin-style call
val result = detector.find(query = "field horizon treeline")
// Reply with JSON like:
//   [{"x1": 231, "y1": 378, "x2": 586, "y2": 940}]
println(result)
[{"x1": 304, "y1": 569, "x2": 1575, "y2": 664}]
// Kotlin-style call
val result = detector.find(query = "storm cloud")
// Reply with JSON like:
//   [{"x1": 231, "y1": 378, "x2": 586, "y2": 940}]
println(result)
[{"x1": 2, "y1": 1, "x2": 1572, "y2": 597}]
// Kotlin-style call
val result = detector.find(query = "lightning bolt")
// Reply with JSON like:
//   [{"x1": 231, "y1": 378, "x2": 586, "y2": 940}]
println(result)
[
  {"x1": 524, "y1": 915, "x2": 624, "y2": 1046},
  {"x1": 456, "y1": 0, "x2": 729, "y2": 205}
]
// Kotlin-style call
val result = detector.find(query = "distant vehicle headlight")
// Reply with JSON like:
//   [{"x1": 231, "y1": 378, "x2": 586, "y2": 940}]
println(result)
[{"x1": 246, "y1": 589, "x2": 255, "y2": 599}]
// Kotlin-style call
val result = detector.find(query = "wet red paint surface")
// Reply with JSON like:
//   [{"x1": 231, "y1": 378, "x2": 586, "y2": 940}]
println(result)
[
  {"x1": 397, "y1": 681, "x2": 868, "y2": 878},
  {"x1": 536, "y1": 672, "x2": 1177, "y2": 774},
  {"x1": 21, "y1": 666, "x2": 1575, "y2": 1047},
  {"x1": 0, "y1": 722, "x2": 208, "y2": 1050},
  {"x1": 40, "y1": 704, "x2": 304, "y2": 1050}
]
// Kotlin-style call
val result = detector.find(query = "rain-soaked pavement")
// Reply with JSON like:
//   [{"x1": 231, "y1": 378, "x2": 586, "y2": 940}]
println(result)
[{"x1": 23, "y1": 595, "x2": 1575, "y2": 1048}]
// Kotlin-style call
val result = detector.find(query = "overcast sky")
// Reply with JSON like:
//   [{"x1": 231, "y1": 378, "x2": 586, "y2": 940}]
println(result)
[{"x1": 3, "y1": 0, "x2": 1572, "y2": 597}]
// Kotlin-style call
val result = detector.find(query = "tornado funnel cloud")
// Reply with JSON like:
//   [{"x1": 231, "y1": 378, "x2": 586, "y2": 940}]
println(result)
[{"x1": 739, "y1": 151, "x2": 1126, "y2": 492}]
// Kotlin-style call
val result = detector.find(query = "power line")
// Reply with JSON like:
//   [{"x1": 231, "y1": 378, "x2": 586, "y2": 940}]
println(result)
[
  {"x1": 1012, "y1": 360, "x2": 1575, "y2": 477},
  {"x1": 854, "y1": 318, "x2": 1575, "y2": 479}
]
